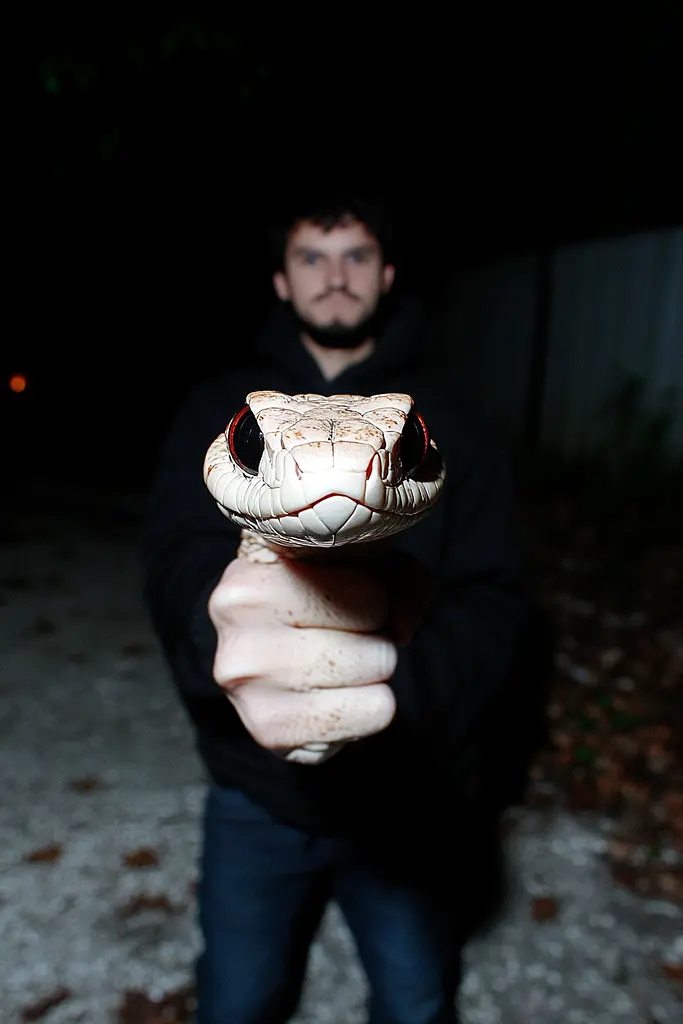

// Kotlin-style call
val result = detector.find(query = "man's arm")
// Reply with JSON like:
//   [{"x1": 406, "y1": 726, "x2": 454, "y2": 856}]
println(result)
[
  {"x1": 141, "y1": 384, "x2": 241, "y2": 693},
  {"x1": 390, "y1": 428, "x2": 529, "y2": 760}
]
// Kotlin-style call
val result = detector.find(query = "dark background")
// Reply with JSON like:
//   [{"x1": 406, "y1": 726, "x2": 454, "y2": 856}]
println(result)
[{"x1": 6, "y1": 3, "x2": 682, "y2": 487}]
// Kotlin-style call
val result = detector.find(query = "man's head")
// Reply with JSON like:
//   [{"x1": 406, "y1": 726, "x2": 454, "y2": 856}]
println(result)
[{"x1": 269, "y1": 193, "x2": 396, "y2": 349}]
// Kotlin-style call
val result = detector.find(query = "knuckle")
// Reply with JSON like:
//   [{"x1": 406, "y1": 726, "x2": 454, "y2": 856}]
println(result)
[
  {"x1": 369, "y1": 683, "x2": 396, "y2": 727},
  {"x1": 248, "y1": 706, "x2": 284, "y2": 750},
  {"x1": 213, "y1": 632, "x2": 258, "y2": 689},
  {"x1": 208, "y1": 580, "x2": 253, "y2": 623},
  {"x1": 366, "y1": 637, "x2": 397, "y2": 681}
]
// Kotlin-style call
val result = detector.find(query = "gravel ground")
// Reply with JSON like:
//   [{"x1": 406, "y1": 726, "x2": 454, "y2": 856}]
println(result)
[{"x1": 1, "y1": 485, "x2": 681, "y2": 1023}]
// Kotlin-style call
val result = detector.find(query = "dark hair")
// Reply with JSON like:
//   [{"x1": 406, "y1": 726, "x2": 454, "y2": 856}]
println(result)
[{"x1": 267, "y1": 191, "x2": 396, "y2": 271}]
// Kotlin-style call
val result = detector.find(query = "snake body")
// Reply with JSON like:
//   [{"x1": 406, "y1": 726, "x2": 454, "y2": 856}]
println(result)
[{"x1": 203, "y1": 390, "x2": 446, "y2": 762}]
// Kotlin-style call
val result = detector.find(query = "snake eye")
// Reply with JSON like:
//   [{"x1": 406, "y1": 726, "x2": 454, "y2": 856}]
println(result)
[
  {"x1": 399, "y1": 409, "x2": 429, "y2": 479},
  {"x1": 227, "y1": 405, "x2": 264, "y2": 475}
]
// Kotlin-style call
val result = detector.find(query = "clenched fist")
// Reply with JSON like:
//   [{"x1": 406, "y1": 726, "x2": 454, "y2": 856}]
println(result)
[{"x1": 207, "y1": 553, "x2": 429, "y2": 765}]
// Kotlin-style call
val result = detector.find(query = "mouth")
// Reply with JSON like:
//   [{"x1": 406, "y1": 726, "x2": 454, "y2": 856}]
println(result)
[
  {"x1": 266, "y1": 494, "x2": 375, "y2": 521},
  {"x1": 237, "y1": 493, "x2": 422, "y2": 526},
  {"x1": 317, "y1": 292, "x2": 359, "y2": 303},
  {"x1": 258, "y1": 493, "x2": 381, "y2": 541}
]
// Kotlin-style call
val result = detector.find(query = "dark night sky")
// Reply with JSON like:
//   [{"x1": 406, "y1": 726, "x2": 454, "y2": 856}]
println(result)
[{"x1": 6, "y1": 5, "x2": 682, "y2": 487}]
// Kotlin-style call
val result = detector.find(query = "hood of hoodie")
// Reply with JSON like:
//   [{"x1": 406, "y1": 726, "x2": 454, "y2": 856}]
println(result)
[{"x1": 254, "y1": 293, "x2": 430, "y2": 395}]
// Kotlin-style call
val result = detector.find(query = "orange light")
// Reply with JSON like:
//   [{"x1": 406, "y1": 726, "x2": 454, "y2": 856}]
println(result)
[{"x1": 9, "y1": 374, "x2": 27, "y2": 393}]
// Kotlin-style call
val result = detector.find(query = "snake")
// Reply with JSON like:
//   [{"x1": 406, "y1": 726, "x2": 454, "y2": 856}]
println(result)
[{"x1": 203, "y1": 390, "x2": 446, "y2": 763}]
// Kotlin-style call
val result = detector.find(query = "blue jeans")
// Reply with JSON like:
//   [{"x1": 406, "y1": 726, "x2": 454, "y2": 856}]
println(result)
[{"x1": 196, "y1": 783, "x2": 462, "y2": 1024}]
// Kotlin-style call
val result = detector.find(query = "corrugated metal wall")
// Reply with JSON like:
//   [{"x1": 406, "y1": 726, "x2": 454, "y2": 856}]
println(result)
[
  {"x1": 441, "y1": 228, "x2": 683, "y2": 457},
  {"x1": 543, "y1": 228, "x2": 683, "y2": 456}
]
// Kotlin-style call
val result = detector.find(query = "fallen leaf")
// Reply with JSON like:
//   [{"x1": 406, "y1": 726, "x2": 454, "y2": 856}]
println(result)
[
  {"x1": 611, "y1": 863, "x2": 683, "y2": 902},
  {"x1": 613, "y1": 863, "x2": 645, "y2": 891},
  {"x1": 531, "y1": 896, "x2": 559, "y2": 922},
  {"x1": 123, "y1": 847, "x2": 159, "y2": 868},
  {"x1": 658, "y1": 871, "x2": 683, "y2": 902},
  {"x1": 118, "y1": 894, "x2": 174, "y2": 918},
  {"x1": 69, "y1": 776, "x2": 104, "y2": 793},
  {"x1": 21, "y1": 987, "x2": 71, "y2": 1021},
  {"x1": 117, "y1": 985, "x2": 196, "y2": 1024},
  {"x1": 24, "y1": 843, "x2": 63, "y2": 864}
]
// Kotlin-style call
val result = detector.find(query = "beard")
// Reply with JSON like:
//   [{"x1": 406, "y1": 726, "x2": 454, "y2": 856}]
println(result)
[{"x1": 292, "y1": 291, "x2": 389, "y2": 350}]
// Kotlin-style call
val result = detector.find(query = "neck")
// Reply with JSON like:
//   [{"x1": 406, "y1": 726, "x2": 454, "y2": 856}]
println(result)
[{"x1": 301, "y1": 334, "x2": 375, "y2": 381}]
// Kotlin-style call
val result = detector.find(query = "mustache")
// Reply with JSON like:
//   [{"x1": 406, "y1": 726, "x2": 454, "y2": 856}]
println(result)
[{"x1": 314, "y1": 287, "x2": 360, "y2": 302}]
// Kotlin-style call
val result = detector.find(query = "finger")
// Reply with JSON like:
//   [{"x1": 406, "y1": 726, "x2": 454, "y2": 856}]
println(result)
[
  {"x1": 209, "y1": 559, "x2": 388, "y2": 632},
  {"x1": 214, "y1": 626, "x2": 397, "y2": 693},
  {"x1": 229, "y1": 682, "x2": 396, "y2": 749}
]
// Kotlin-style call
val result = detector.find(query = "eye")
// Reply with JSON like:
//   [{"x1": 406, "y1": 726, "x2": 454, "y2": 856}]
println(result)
[
  {"x1": 227, "y1": 405, "x2": 264, "y2": 475},
  {"x1": 399, "y1": 410, "x2": 429, "y2": 478}
]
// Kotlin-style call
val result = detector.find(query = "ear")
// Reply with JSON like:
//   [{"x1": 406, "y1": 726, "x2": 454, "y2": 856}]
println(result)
[
  {"x1": 273, "y1": 271, "x2": 290, "y2": 301},
  {"x1": 381, "y1": 264, "x2": 396, "y2": 293}
]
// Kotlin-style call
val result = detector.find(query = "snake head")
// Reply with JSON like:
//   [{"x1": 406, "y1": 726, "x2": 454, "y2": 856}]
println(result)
[{"x1": 204, "y1": 391, "x2": 445, "y2": 548}]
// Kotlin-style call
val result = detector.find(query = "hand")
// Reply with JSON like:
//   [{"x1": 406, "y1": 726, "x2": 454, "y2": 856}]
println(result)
[{"x1": 208, "y1": 556, "x2": 403, "y2": 761}]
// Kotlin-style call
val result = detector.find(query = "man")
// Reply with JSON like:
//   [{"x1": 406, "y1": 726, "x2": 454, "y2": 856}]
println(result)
[{"x1": 142, "y1": 192, "x2": 528, "y2": 1023}]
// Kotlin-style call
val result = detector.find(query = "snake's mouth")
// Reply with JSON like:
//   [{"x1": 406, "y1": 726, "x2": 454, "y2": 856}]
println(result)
[
  {"x1": 232, "y1": 491, "x2": 430, "y2": 547},
  {"x1": 264, "y1": 494, "x2": 381, "y2": 521},
  {"x1": 232, "y1": 491, "x2": 431, "y2": 531},
  {"x1": 233, "y1": 491, "x2": 403, "y2": 546}
]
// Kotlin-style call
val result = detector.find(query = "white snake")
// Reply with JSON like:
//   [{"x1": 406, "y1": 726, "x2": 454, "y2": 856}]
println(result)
[{"x1": 203, "y1": 391, "x2": 446, "y2": 762}]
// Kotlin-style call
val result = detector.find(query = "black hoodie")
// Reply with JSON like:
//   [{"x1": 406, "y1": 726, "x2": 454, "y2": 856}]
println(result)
[{"x1": 141, "y1": 297, "x2": 528, "y2": 835}]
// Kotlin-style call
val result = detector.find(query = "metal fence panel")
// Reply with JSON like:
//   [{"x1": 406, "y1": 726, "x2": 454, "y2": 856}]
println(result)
[
  {"x1": 542, "y1": 228, "x2": 683, "y2": 456},
  {"x1": 440, "y1": 229, "x2": 683, "y2": 457}
]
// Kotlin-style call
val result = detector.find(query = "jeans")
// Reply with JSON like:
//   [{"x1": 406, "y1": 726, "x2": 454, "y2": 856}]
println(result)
[{"x1": 196, "y1": 783, "x2": 462, "y2": 1024}]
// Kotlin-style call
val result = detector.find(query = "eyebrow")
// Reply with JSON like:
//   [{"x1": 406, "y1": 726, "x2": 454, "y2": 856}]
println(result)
[
  {"x1": 346, "y1": 244, "x2": 377, "y2": 258},
  {"x1": 292, "y1": 244, "x2": 378, "y2": 258},
  {"x1": 292, "y1": 246, "x2": 323, "y2": 258}
]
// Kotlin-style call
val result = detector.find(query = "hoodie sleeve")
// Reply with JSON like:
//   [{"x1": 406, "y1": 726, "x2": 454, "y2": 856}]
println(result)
[
  {"x1": 388, "y1": 425, "x2": 530, "y2": 766},
  {"x1": 140, "y1": 383, "x2": 241, "y2": 696}
]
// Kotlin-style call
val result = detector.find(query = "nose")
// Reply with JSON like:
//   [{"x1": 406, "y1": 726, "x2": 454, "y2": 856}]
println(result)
[{"x1": 325, "y1": 256, "x2": 347, "y2": 291}]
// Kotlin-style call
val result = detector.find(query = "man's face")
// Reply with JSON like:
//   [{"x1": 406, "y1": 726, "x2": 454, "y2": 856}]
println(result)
[{"x1": 273, "y1": 217, "x2": 395, "y2": 347}]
